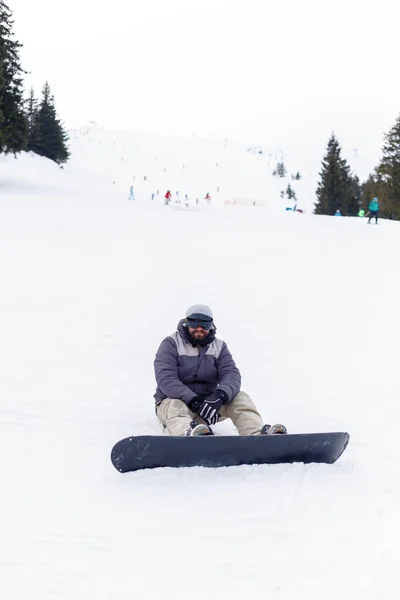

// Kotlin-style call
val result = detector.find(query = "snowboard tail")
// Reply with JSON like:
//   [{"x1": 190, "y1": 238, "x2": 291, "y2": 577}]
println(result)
[{"x1": 110, "y1": 432, "x2": 350, "y2": 473}]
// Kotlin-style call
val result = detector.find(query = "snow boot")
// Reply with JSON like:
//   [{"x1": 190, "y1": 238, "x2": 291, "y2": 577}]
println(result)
[
  {"x1": 261, "y1": 423, "x2": 288, "y2": 435},
  {"x1": 185, "y1": 421, "x2": 213, "y2": 436}
]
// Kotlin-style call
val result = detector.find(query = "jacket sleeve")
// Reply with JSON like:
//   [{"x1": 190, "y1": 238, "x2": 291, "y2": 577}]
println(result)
[
  {"x1": 154, "y1": 337, "x2": 197, "y2": 405},
  {"x1": 217, "y1": 342, "x2": 241, "y2": 402}
]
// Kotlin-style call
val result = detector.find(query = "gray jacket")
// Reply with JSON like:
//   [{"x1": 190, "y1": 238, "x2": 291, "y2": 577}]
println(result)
[{"x1": 153, "y1": 320, "x2": 241, "y2": 405}]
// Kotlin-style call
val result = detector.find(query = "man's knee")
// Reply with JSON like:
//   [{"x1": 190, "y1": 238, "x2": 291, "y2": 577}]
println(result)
[
  {"x1": 157, "y1": 398, "x2": 191, "y2": 421},
  {"x1": 219, "y1": 390, "x2": 263, "y2": 435},
  {"x1": 220, "y1": 390, "x2": 258, "y2": 418},
  {"x1": 231, "y1": 390, "x2": 255, "y2": 408}
]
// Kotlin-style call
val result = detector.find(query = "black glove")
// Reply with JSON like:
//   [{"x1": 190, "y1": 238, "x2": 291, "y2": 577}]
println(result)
[
  {"x1": 188, "y1": 396, "x2": 204, "y2": 412},
  {"x1": 198, "y1": 389, "x2": 229, "y2": 426}
]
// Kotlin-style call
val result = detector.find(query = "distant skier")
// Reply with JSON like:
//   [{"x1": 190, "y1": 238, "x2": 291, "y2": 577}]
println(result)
[
  {"x1": 368, "y1": 197, "x2": 379, "y2": 224},
  {"x1": 164, "y1": 190, "x2": 171, "y2": 205},
  {"x1": 205, "y1": 192, "x2": 211, "y2": 203},
  {"x1": 358, "y1": 208, "x2": 365, "y2": 217},
  {"x1": 184, "y1": 194, "x2": 189, "y2": 207},
  {"x1": 153, "y1": 304, "x2": 287, "y2": 437},
  {"x1": 129, "y1": 186, "x2": 135, "y2": 200},
  {"x1": 334, "y1": 209, "x2": 341, "y2": 216}
]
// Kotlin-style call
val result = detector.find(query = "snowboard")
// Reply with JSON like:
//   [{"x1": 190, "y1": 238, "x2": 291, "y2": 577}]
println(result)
[{"x1": 110, "y1": 431, "x2": 350, "y2": 473}]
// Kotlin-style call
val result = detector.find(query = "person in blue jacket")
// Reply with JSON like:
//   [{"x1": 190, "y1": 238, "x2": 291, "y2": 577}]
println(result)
[
  {"x1": 335, "y1": 209, "x2": 341, "y2": 216},
  {"x1": 368, "y1": 197, "x2": 379, "y2": 224}
]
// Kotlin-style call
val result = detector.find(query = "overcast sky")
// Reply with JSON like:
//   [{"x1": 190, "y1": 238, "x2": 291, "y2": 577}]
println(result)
[{"x1": 11, "y1": 0, "x2": 400, "y2": 170}]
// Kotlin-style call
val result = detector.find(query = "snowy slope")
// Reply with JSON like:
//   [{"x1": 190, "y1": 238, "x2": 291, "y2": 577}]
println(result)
[
  {"x1": 66, "y1": 124, "x2": 312, "y2": 210},
  {"x1": 1, "y1": 144, "x2": 400, "y2": 600}
]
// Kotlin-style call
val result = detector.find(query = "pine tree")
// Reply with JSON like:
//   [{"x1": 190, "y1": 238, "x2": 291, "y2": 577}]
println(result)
[
  {"x1": 361, "y1": 116, "x2": 400, "y2": 220},
  {"x1": 30, "y1": 82, "x2": 69, "y2": 164},
  {"x1": 0, "y1": 0, "x2": 27, "y2": 154},
  {"x1": 346, "y1": 174, "x2": 362, "y2": 216},
  {"x1": 375, "y1": 115, "x2": 400, "y2": 220},
  {"x1": 25, "y1": 87, "x2": 38, "y2": 151},
  {"x1": 277, "y1": 161, "x2": 286, "y2": 177},
  {"x1": 0, "y1": 62, "x2": 4, "y2": 138},
  {"x1": 284, "y1": 183, "x2": 296, "y2": 200},
  {"x1": 314, "y1": 134, "x2": 360, "y2": 216},
  {"x1": 272, "y1": 162, "x2": 287, "y2": 177}
]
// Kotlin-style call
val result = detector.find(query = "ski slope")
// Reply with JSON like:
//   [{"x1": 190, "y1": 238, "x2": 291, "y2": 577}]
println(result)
[
  {"x1": 67, "y1": 123, "x2": 315, "y2": 210},
  {"x1": 1, "y1": 135, "x2": 400, "y2": 600}
]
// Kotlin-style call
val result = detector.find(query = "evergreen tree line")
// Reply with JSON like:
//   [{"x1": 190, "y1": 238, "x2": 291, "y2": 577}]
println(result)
[
  {"x1": 0, "y1": 0, "x2": 69, "y2": 163},
  {"x1": 314, "y1": 115, "x2": 400, "y2": 221}
]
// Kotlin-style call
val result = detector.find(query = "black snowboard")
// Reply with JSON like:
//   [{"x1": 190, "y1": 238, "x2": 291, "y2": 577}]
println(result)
[{"x1": 110, "y1": 431, "x2": 350, "y2": 473}]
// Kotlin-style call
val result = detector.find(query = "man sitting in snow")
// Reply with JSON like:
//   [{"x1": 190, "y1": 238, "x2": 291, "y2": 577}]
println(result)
[{"x1": 153, "y1": 304, "x2": 287, "y2": 436}]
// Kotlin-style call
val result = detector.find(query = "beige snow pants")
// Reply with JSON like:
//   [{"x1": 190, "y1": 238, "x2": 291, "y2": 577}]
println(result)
[{"x1": 156, "y1": 391, "x2": 263, "y2": 436}]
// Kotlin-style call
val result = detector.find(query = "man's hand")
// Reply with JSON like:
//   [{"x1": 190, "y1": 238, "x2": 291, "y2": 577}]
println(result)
[
  {"x1": 188, "y1": 396, "x2": 204, "y2": 413},
  {"x1": 197, "y1": 389, "x2": 229, "y2": 426}
]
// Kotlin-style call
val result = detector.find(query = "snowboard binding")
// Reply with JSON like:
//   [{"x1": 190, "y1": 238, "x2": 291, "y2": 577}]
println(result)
[
  {"x1": 185, "y1": 420, "x2": 214, "y2": 436},
  {"x1": 261, "y1": 424, "x2": 287, "y2": 435}
]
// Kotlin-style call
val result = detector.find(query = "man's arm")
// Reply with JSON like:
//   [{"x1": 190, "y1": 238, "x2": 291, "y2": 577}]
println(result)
[
  {"x1": 217, "y1": 342, "x2": 241, "y2": 401},
  {"x1": 154, "y1": 337, "x2": 197, "y2": 405}
]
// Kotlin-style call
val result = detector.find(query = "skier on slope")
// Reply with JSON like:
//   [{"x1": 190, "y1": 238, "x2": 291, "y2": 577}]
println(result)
[
  {"x1": 153, "y1": 304, "x2": 287, "y2": 436},
  {"x1": 368, "y1": 197, "x2": 379, "y2": 224},
  {"x1": 164, "y1": 190, "x2": 171, "y2": 205}
]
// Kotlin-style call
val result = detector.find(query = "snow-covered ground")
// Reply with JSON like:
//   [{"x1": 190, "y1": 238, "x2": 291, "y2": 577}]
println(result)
[{"x1": 1, "y1": 136, "x2": 399, "y2": 600}]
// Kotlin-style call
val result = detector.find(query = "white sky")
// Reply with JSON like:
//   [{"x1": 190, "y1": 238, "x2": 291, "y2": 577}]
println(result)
[{"x1": 11, "y1": 0, "x2": 400, "y2": 169}]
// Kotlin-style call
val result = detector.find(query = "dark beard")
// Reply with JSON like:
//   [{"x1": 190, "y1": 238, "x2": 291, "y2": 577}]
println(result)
[{"x1": 188, "y1": 329, "x2": 215, "y2": 347}]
